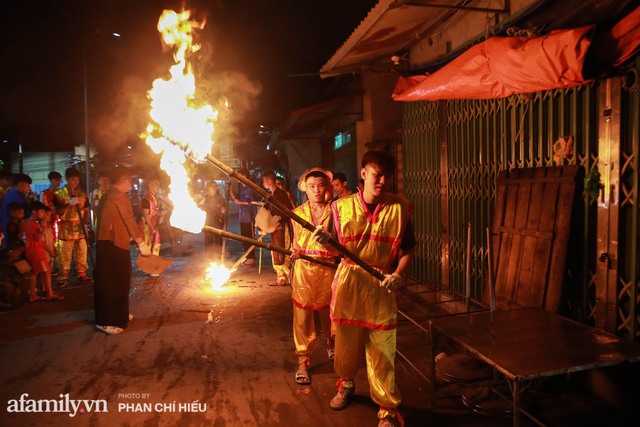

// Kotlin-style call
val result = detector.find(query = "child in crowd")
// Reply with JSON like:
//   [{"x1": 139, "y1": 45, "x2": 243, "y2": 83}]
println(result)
[
  {"x1": 42, "y1": 208, "x2": 58, "y2": 275},
  {"x1": 23, "y1": 202, "x2": 62, "y2": 302},
  {"x1": 6, "y1": 202, "x2": 25, "y2": 246}
]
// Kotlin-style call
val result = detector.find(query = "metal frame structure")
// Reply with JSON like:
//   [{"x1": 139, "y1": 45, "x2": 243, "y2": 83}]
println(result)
[{"x1": 402, "y1": 66, "x2": 640, "y2": 340}]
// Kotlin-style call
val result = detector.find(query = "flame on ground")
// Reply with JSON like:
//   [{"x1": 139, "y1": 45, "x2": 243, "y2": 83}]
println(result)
[
  {"x1": 205, "y1": 262, "x2": 232, "y2": 291},
  {"x1": 143, "y1": 9, "x2": 216, "y2": 233}
]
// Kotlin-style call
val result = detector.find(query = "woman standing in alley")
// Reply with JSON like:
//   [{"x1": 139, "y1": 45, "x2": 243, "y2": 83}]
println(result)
[{"x1": 94, "y1": 167, "x2": 150, "y2": 335}]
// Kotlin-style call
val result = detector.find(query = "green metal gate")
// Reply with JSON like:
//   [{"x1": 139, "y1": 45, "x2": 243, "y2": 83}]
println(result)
[{"x1": 402, "y1": 71, "x2": 640, "y2": 340}]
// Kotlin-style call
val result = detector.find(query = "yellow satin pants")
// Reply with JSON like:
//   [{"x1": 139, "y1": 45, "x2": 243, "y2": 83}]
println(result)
[
  {"x1": 58, "y1": 239, "x2": 88, "y2": 279},
  {"x1": 334, "y1": 323, "x2": 401, "y2": 416},
  {"x1": 293, "y1": 305, "x2": 331, "y2": 365}
]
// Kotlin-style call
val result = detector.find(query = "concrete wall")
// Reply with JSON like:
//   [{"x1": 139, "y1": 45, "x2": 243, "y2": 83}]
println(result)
[
  {"x1": 408, "y1": 0, "x2": 537, "y2": 67},
  {"x1": 356, "y1": 72, "x2": 402, "y2": 166}
]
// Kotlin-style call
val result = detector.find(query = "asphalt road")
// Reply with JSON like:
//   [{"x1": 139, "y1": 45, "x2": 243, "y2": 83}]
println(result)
[
  {"x1": 3, "y1": 226, "x2": 608, "y2": 427},
  {"x1": 0, "y1": 231, "x2": 441, "y2": 427}
]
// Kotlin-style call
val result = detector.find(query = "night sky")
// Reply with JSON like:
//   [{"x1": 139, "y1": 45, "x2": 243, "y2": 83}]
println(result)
[{"x1": 0, "y1": 0, "x2": 376, "y2": 156}]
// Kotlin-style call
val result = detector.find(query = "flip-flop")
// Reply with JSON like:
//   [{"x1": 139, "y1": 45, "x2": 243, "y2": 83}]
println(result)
[
  {"x1": 29, "y1": 296, "x2": 44, "y2": 303},
  {"x1": 327, "y1": 347, "x2": 335, "y2": 360},
  {"x1": 295, "y1": 369, "x2": 311, "y2": 385},
  {"x1": 45, "y1": 294, "x2": 65, "y2": 301}
]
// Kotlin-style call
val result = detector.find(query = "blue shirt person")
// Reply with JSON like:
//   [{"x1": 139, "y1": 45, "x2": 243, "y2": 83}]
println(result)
[{"x1": 1, "y1": 173, "x2": 32, "y2": 241}]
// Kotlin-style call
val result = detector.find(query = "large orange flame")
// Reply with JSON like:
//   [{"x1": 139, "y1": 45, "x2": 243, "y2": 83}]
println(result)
[{"x1": 143, "y1": 9, "x2": 216, "y2": 233}]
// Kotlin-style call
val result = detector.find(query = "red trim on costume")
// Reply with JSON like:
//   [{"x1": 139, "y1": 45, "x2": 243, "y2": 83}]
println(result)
[
  {"x1": 292, "y1": 298, "x2": 330, "y2": 311},
  {"x1": 299, "y1": 249, "x2": 334, "y2": 258},
  {"x1": 59, "y1": 237, "x2": 86, "y2": 241},
  {"x1": 332, "y1": 317, "x2": 397, "y2": 330},
  {"x1": 357, "y1": 190, "x2": 386, "y2": 223},
  {"x1": 341, "y1": 233, "x2": 396, "y2": 244},
  {"x1": 342, "y1": 259, "x2": 389, "y2": 271}
]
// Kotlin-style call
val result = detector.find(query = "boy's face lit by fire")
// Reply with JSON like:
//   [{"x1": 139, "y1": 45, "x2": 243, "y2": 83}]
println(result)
[
  {"x1": 361, "y1": 164, "x2": 391, "y2": 201},
  {"x1": 67, "y1": 176, "x2": 80, "y2": 191},
  {"x1": 305, "y1": 177, "x2": 327, "y2": 204}
]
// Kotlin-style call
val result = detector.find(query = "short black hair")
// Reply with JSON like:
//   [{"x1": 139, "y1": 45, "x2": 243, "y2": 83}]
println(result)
[
  {"x1": 7, "y1": 202, "x2": 24, "y2": 212},
  {"x1": 305, "y1": 170, "x2": 329, "y2": 183},
  {"x1": 109, "y1": 165, "x2": 134, "y2": 183},
  {"x1": 29, "y1": 201, "x2": 49, "y2": 212},
  {"x1": 332, "y1": 172, "x2": 347, "y2": 183},
  {"x1": 65, "y1": 167, "x2": 80, "y2": 179},
  {"x1": 361, "y1": 150, "x2": 395, "y2": 175},
  {"x1": 48, "y1": 171, "x2": 62, "y2": 180},
  {"x1": 13, "y1": 173, "x2": 32, "y2": 185}
]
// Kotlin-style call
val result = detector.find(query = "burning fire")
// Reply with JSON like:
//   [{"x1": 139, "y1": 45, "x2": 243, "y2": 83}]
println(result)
[
  {"x1": 205, "y1": 262, "x2": 232, "y2": 290},
  {"x1": 143, "y1": 9, "x2": 216, "y2": 233}
]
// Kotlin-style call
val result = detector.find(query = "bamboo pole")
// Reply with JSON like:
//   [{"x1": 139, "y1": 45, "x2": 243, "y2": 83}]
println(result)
[
  {"x1": 204, "y1": 154, "x2": 385, "y2": 281},
  {"x1": 203, "y1": 225, "x2": 337, "y2": 269},
  {"x1": 229, "y1": 234, "x2": 263, "y2": 271}
]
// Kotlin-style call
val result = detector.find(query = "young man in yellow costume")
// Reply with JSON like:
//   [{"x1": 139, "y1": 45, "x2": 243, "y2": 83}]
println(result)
[
  {"x1": 54, "y1": 167, "x2": 92, "y2": 286},
  {"x1": 315, "y1": 150, "x2": 415, "y2": 427},
  {"x1": 289, "y1": 168, "x2": 336, "y2": 385}
]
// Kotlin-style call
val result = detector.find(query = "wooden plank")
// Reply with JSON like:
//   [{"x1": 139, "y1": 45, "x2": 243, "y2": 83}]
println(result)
[
  {"x1": 545, "y1": 165, "x2": 579, "y2": 312},
  {"x1": 484, "y1": 169, "x2": 508, "y2": 306},
  {"x1": 495, "y1": 226, "x2": 553, "y2": 239},
  {"x1": 527, "y1": 167, "x2": 563, "y2": 308},
  {"x1": 504, "y1": 168, "x2": 534, "y2": 305},
  {"x1": 485, "y1": 165, "x2": 578, "y2": 311},
  {"x1": 493, "y1": 168, "x2": 520, "y2": 304},
  {"x1": 515, "y1": 167, "x2": 547, "y2": 307}
]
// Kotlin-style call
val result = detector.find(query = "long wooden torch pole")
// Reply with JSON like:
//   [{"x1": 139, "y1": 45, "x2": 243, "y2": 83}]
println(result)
[
  {"x1": 204, "y1": 154, "x2": 385, "y2": 281},
  {"x1": 202, "y1": 225, "x2": 337, "y2": 269}
]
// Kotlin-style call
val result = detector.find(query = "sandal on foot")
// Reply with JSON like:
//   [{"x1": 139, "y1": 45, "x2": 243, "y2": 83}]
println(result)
[
  {"x1": 45, "y1": 294, "x2": 65, "y2": 301},
  {"x1": 295, "y1": 369, "x2": 311, "y2": 385},
  {"x1": 327, "y1": 337, "x2": 335, "y2": 360},
  {"x1": 327, "y1": 347, "x2": 335, "y2": 360},
  {"x1": 29, "y1": 296, "x2": 44, "y2": 303}
]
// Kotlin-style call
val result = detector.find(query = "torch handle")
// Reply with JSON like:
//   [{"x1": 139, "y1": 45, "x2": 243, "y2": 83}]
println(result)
[
  {"x1": 203, "y1": 225, "x2": 337, "y2": 269},
  {"x1": 205, "y1": 155, "x2": 385, "y2": 281}
]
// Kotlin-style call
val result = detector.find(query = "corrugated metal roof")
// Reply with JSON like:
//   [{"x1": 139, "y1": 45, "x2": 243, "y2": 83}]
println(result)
[{"x1": 320, "y1": 0, "x2": 499, "y2": 77}]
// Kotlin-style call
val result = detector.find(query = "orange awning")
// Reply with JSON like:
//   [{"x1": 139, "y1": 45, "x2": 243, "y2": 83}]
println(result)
[{"x1": 392, "y1": 6, "x2": 640, "y2": 101}]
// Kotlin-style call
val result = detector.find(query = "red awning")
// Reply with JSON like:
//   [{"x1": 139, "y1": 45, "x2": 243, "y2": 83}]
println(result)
[{"x1": 393, "y1": 6, "x2": 640, "y2": 101}]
